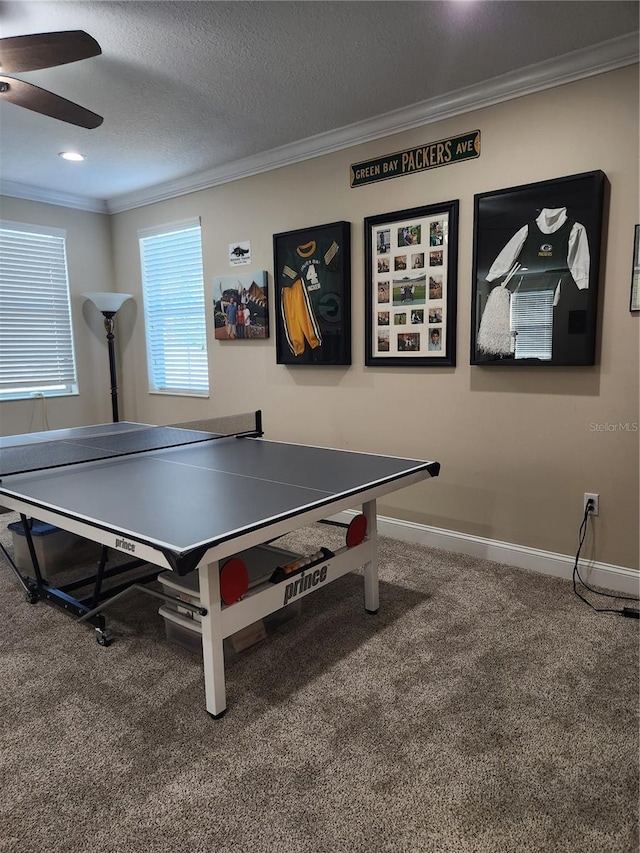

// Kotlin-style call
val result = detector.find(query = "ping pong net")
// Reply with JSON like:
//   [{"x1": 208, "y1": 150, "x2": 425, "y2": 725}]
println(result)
[{"x1": 0, "y1": 410, "x2": 263, "y2": 478}]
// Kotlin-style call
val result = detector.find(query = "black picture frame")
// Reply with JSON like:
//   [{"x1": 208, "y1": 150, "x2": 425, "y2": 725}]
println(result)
[
  {"x1": 471, "y1": 170, "x2": 606, "y2": 366},
  {"x1": 364, "y1": 200, "x2": 458, "y2": 367},
  {"x1": 273, "y1": 221, "x2": 351, "y2": 365},
  {"x1": 630, "y1": 225, "x2": 640, "y2": 313}
]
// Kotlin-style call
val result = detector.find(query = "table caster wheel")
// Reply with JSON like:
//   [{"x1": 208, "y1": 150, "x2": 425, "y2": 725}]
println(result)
[{"x1": 95, "y1": 628, "x2": 113, "y2": 647}]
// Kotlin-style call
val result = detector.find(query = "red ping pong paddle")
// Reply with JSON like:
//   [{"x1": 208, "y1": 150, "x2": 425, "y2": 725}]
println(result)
[
  {"x1": 219, "y1": 558, "x2": 249, "y2": 605},
  {"x1": 346, "y1": 513, "x2": 367, "y2": 547}
]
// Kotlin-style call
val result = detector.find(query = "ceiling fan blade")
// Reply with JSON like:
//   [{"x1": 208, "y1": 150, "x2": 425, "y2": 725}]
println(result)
[
  {"x1": 0, "y1": 30, "x2": 101, "y2": 73},
  {"x1": 0, "y1": 76, "x2": 103, "y2": 128}
]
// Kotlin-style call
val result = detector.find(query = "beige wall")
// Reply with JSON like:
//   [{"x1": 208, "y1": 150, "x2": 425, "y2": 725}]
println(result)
[
  {"x1": 2, "y1": 66, "x2": 638, "y2": 569},
  {"x1": 0, "y1": 197, "x2": 116, "y2": 433},
  {"x1": 112, "y1": 67, "x2": 639, "y2": 569}
]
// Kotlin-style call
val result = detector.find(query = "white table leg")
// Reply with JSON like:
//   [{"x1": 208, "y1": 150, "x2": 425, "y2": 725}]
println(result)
[
  {"x1": 363, "y1": 499, "x2": 379, "y2": 614},
  {"x1": 198, "y1": 559, "x2": 227, "y2": 717}
]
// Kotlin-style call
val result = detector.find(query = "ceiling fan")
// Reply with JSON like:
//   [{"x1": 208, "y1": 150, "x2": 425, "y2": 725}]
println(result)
[{"x1": 0, "y1": 30, "x2": 103, "y2": 129}]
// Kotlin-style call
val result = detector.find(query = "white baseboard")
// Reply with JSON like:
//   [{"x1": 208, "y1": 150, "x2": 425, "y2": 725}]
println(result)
[{"x1": 326, "y1": 511, "x2": 640, "y2": 597}]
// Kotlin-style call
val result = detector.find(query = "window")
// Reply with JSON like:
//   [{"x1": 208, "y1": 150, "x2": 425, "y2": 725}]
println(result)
[
  {"x1": 139, "y1": 219, "x2": 209, "y2": 395},
  {"x1": 0, "y1": 220, "x2": 78, "y2": 401}
]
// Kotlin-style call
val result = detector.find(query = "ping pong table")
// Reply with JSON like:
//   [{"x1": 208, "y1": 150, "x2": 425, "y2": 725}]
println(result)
[{"x1": 0, "y1": 412, "x2": 439, "y2": 717}]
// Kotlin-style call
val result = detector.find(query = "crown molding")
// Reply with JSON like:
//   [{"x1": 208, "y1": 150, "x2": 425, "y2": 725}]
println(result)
[
  {"x1": 3, "y1": 33, "x2": 637, "y2": 215},
  {"x1": 0, "y1": 181, "x2": 109, "y2": 213}
]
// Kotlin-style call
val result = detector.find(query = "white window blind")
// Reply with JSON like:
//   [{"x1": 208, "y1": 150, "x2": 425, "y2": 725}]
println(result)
[
  {"x1": 139, "y1": 220, "x2": 209, "y2": 395},
  {"x1": 0, "y1": 220, "x2": 78, "y2": 400},
  {"x1": 511, "y1": 290, "x2": 554, "y2": 360}
]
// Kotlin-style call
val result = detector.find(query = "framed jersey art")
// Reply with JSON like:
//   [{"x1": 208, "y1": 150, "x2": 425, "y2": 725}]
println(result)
[
  {"x1": 471, "y1": 170, "x2": 607, "y2": 366},
  {"x1": 273, "y1": 221, "x2": 351, "y2": 365}
]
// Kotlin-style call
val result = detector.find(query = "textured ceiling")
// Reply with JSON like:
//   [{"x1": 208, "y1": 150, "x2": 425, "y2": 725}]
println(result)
[{"x1": 0, "y1": 1, "x2": 638, "y2": 211}]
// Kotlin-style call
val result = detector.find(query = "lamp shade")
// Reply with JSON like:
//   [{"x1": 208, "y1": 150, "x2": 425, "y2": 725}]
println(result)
[{"x1": 83, "y1": 292, "x2": 133, "y2": 314}]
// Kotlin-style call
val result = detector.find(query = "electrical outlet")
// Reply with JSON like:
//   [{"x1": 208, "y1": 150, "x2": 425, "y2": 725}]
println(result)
[{"x1": 584, "y1": 493, "x2": 599, "y2": 516}]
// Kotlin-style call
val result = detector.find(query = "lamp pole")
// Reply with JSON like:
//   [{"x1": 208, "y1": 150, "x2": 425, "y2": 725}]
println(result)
[
  {"x1": 83, "y1": 293, "x2": 133, "y2": 423},
  {"x1": 102, "y1": 311, "x2": 120, "y2": 422}
]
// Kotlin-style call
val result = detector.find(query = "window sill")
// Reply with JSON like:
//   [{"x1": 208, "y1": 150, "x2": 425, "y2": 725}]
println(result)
[
  {"x1": 148, "y1": 390, "x2": 210, "y2": 399},
  {"x1": 0, "y1": 389, "x2": 79, "y2": 403}
]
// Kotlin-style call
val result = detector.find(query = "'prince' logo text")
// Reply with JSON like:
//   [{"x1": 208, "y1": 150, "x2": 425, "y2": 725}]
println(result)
[{"x1": 283, "y1": 565, "x2": 328, "y2": 605}]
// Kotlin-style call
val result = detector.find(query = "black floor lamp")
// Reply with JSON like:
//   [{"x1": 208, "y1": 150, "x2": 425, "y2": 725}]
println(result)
[{"x1": 83, "y1": 292, "x2": 133, "y2": 423}]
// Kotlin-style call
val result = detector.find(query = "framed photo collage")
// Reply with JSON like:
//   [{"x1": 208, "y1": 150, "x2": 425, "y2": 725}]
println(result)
[{"x1": 364, "y1": 201, "x2": 458, "y2": 367}]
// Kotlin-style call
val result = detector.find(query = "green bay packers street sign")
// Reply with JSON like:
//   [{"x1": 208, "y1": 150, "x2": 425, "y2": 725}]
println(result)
[{"x1": 350, "y1": 130, "x2": 480, "y2": 188}]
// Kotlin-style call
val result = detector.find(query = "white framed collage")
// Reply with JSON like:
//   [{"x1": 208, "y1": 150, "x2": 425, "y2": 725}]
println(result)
[{"x1": 364, "y1": 201, "x2": 458, "y2": 366}]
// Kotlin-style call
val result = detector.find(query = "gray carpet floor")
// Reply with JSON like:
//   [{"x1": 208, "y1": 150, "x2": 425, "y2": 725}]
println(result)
[{"x1": 0, "y1": 513, "x2": 638, "y2": 853}]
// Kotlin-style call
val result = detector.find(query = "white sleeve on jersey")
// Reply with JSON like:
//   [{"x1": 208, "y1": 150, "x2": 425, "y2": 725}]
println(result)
[
  {"x1": 485, "y1": 225, "x2": 528, "y2": 282},
  {"x1": 567, "y1": 222, "x2": 590, "y2": 290}
]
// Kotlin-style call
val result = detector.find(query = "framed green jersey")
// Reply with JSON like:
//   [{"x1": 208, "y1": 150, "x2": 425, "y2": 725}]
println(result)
[{"x1": 273, "y1": 221, "x2": 351, "y2": 366}]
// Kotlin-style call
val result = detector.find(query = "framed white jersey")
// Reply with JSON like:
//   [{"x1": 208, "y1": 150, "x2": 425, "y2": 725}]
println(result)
[{"x1": 471, "y1": 171, "x2": 606, "y2": 367}]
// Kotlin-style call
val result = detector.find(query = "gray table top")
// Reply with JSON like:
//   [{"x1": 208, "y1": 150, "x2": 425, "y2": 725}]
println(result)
[
  {"x1": 0, "y1": 422, "x2": 219, "y2": 476},
  {"x1": 0, "y1": 428, "x2": 439, "y2": 574},
  {"x1": 0, "y1": 421, "x2": 142, "y2": 448}
]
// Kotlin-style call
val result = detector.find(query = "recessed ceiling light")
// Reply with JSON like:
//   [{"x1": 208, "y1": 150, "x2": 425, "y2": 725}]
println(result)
[{"x1": 59, "y1": 151, "x2": 85, "y2": 162}]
